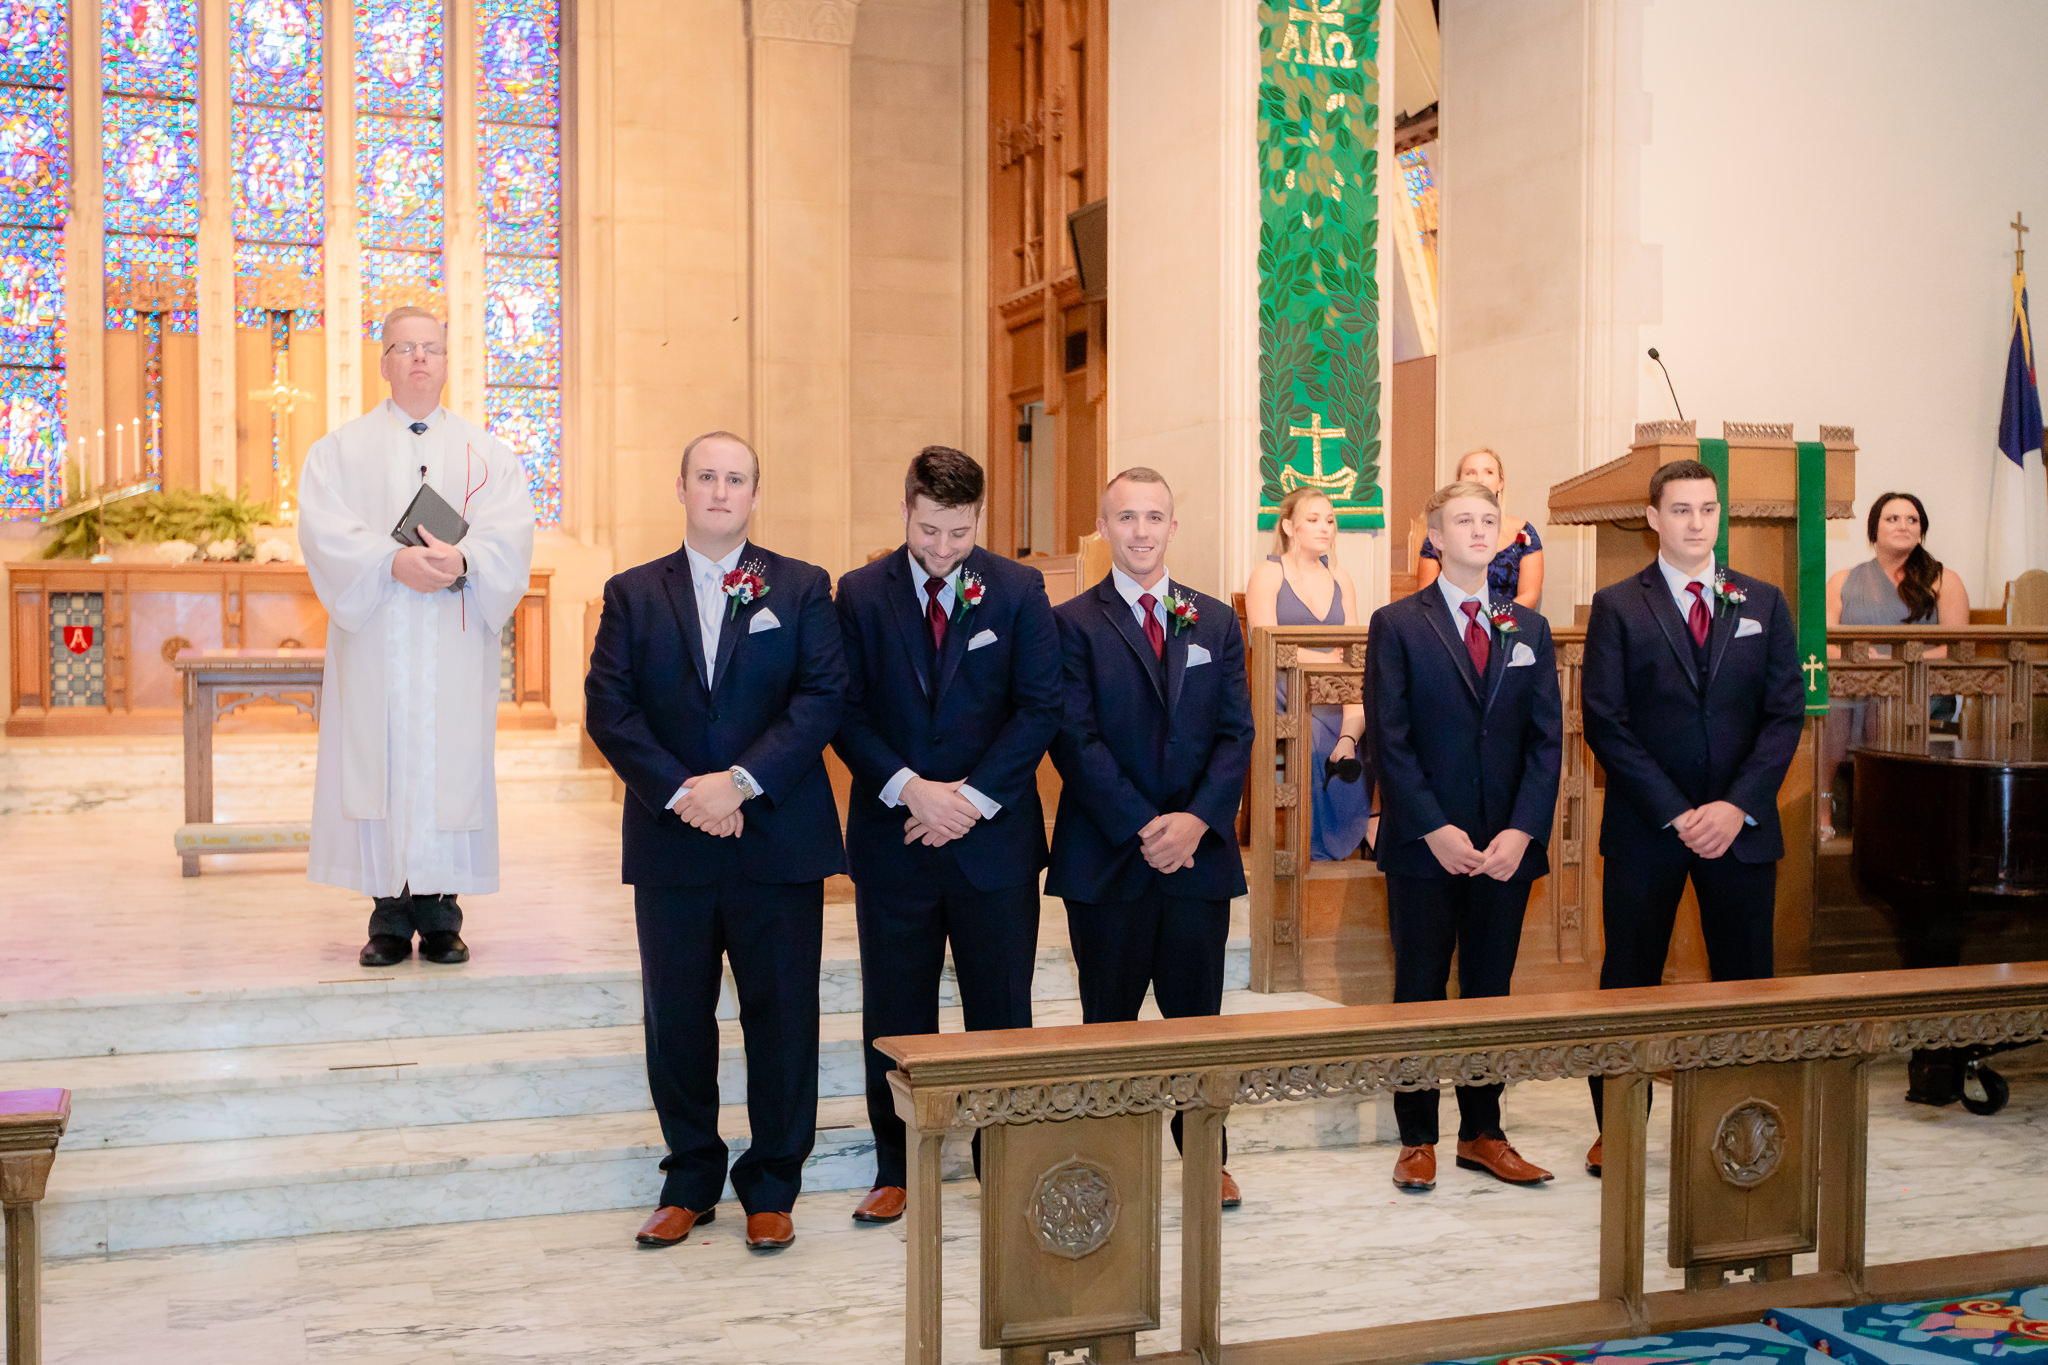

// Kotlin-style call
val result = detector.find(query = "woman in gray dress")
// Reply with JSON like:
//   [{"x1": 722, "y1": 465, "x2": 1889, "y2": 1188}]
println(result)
[
  {"x1": 1246, "y1": 489, "x2": 1376, "y2": 860},
  {"x1": 1821, "y1": 491, "x2": 1972, "y2": 834}
]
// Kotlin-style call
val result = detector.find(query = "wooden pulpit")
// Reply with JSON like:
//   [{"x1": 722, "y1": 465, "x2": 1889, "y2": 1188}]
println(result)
[{"x1": 1547, "y1": 419, "x2": 1857, "y2": 981}]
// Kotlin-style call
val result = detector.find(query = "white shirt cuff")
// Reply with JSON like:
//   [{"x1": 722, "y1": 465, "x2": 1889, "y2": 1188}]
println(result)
[
  {"x1": 880, "y1": 767, "x2": 915, "y2": 807},
  {"x1": 668, "y1": 783, "x2": 690, "y2": 811},
  {"x1": 959, "y1": 784, "x2": 1001, "y2": 819}
]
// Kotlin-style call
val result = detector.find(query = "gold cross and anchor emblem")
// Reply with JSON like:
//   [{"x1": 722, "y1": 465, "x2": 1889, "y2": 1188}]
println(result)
[{"x1": 1280, "y1": 412, "x2": 1358, "y2": 500}]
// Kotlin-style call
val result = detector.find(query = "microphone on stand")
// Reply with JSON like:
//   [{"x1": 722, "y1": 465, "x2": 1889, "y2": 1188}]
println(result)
[{"x1": 1647, "y1": 347, "x2": 1685, "y2": 421}]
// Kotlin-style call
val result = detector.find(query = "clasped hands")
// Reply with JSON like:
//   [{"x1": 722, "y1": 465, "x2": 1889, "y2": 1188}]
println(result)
[
  {"x1": 669, "y1": 769, "x2": 748, "y2": 838},
  {"x1": 901, "y1": 777, "x2": 983, "y2": 847},
  {"x1": 1423, "y1": 824, "x2": 1533, "y2": 881},
  {"x1": 1671, "y1": 800, "x2": 1746, "y2": 859},
  {"x1": 392, "y1": 527, "x2": 466, "y2": 594}
]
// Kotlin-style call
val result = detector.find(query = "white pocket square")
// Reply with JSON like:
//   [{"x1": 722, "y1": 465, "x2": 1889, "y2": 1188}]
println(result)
[
  {"x1": 968, "y1": 628, "x2": 997, "y2": 651},
  {"x1": 1735, "y1": 618, "x2": 1763, "y2": 638},
  {"x1": 748, "y1": 608, "x2": 780, "y2": 634},
  {"x1": 1508, "y1": 641, "x2": 1536, "y2": 667},
  {"x1": 1187, "y1": 643, "x2": 1212, "y2": 667}
]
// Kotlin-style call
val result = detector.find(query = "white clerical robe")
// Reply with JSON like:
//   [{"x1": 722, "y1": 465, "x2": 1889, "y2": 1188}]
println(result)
[{"x1": 298, "y1": 400, "x2": 536, "y2": 897}]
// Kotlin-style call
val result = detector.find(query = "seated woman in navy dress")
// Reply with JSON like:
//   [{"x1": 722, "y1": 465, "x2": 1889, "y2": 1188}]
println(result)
[
  {"x1": 1416, "y1": 448, "x2": 1545, "y2": 607},
  {"x1": 1246, "y1": 488, "x2": 1376, "y2": 861}
]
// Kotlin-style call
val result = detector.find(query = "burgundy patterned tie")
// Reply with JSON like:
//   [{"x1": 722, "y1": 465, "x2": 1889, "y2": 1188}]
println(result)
[
  {"x1": 1686, "y1": 581, "x2": 1710, "y2": 648},
  {"x1": 925, "y1": 576, "x2": 948, "y2": 651},
  {"x1": 1137, "y1": 593, "x2": 1165, "y2": 660},
  {"x1": 1460, "y1": 599, "x2": 1490, "y2": 673}
]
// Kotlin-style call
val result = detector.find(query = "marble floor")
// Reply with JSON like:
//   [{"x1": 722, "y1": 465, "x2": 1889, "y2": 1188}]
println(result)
[{"x1": 33, "y1": 1048, "x2": 2048, "y2": 1364}]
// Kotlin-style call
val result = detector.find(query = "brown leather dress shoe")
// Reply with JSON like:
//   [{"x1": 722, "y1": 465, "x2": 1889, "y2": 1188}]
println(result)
[
  {"x1": 853, "y1": 1186, "x2": 906, "y2": 1223},
  {"x1": 1455, "y1": 1135, "x2": 1554, "y2": 1185},
  {"x1": 635, "y1": 1204, "x2": 714, "y2": 1247},
  {"x1": 1586, "y1": 1136, "x2": 1603, "y2": 1177},
  {"x1": 1392, "y1": 1144, "x2": 1436, "y2": 1190},
  {"x1": 745, "y1": 1211, "x2": 795, "y2": 1250},
  {"x1": 1220, "y1": 1168, "x2": 1241, "y2": 1209}
]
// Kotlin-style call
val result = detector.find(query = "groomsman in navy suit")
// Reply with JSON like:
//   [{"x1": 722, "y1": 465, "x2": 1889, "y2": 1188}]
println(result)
[
  {"x1": 585, "y1": 431, "x2": 847, "y2": 1253},
  {"x1": 1579, "y1": 458, "x2": 1802, "y2": 1173},
  {"x1": 1366, "y1": 480, "x2": 1563, "y2": 1193},
  {"x1": 832, "y1": 446, "x2": 1063, "y2": 1224},
  {"x1": 1047, "y1": 467, "x2": 1255, "y2": 1209}
]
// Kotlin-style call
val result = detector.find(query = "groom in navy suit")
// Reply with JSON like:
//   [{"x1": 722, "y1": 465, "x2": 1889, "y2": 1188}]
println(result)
[
  {"x1": 1580, "y1": 458, "x2": 1802, "y2": 1173},
  {"x1": 585, "y1": 431, "x2": 847, "y2": 1254},
  {"x1": 1366, "y1": 480, "x2": 1563, "y2": 1193},
  {"x1": 832, "y1": 446, "x2": 1062, "y2": 1224},
  {"x1": 1047, "y1": 467, "x2": 1255, "y2": 1209}
]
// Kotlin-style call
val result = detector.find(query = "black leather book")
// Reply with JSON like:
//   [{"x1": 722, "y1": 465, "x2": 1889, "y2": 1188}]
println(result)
[{"x1": 391, "y1": 483, "x2": 470, "y2": 591}]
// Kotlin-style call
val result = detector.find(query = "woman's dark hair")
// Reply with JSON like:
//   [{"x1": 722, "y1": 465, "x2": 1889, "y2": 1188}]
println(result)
[{"x1": 1866, "y1": 491, "x2": 1941, "y2": 623}]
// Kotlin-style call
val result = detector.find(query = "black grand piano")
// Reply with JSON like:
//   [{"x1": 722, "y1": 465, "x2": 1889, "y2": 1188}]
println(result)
[{"x1": 1852, "y1": 732, "x2": 2048, "y2": 1113}]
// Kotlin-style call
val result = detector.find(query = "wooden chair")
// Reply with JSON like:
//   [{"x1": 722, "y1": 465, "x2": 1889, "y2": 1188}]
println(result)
[{"x1": 2005, "y1": 568, "x2": 2048, "y2": 625}]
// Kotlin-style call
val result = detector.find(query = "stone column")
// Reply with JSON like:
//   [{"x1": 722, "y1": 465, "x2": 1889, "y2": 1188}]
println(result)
[
  {"x1": 63, "y1": 0, "x2": 104, "y2": 473},
  {"x1": 196, "y1": 0, "x2": 234, "y2": 498},
  {"x1": 324, "y1": 2, "x2": 364, "y2": 428},
  {"x1": 748, "y1": 0, "x2": 860, "y2": 577},
  {"x1": 446, "y1": 0, "x2": 487, "y2": 424}
]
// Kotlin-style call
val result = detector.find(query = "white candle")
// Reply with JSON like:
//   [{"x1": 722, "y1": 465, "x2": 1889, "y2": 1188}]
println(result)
[
  {"x1": 95, "y1": 429, "x2": 104, "y2": 493},
  {"x1": 151, "y1": 414, "x2": 161, "y2": 477}
]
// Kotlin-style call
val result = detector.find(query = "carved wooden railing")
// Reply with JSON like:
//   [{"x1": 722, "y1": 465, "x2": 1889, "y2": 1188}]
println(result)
[
  {"x1": 1, "y1": 1089, "x2": 68, "y2": 1365},
  {"x1": 1248, "y1": 625, "x2": 1593, "y2": 1003},
  {"x1": 881, "y1": 964, "x2": 2048, "y2": 1365},
  {"x1": 1824, "y1": 625, "x2": 2048, "y2": 748}
]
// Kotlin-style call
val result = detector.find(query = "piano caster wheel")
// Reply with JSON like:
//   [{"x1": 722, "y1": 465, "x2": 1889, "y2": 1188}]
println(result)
[{"x1": 1960, "y1": 1062, "x2": 2009, "y2": 1117}]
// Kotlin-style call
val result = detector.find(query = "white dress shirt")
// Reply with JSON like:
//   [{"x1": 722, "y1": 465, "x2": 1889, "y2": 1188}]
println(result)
[
  {"x1": 1110, "y1": 565, "x2": 1173, "y2": 632},
  {"x1": 880, "y1": 557, "x2": 1000, "y2": 819},
  {"x1": 1657, "y1": 552, "x2": 1717, "y2": 623},
  {"x1": 1435, "y1": 572, "x2": 1494, "y2": 643},
  {"x1": 669, "y1": 539, "x2": 759, "y2": 811}
]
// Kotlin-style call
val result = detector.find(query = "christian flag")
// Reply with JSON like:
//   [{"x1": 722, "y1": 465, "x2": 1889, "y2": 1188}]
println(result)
[{"x1": 1988, "y1": 271, "x2": 2048, "y2": 586}]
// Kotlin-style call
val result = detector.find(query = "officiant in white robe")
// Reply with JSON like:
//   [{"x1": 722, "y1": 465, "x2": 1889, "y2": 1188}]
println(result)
[{"x1": 298, "y1": 306, "x2": 536, "y2": 967}]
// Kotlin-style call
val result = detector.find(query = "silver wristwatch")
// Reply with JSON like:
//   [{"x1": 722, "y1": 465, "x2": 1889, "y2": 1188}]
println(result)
[{"x1": 730, "y1": 769, "x2": 760, "y2": 800}]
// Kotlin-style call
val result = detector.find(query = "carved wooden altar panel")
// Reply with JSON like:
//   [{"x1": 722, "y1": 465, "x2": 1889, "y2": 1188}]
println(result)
[{"x1": 6, "y1": 562, "x2": 554, "y2": 735}]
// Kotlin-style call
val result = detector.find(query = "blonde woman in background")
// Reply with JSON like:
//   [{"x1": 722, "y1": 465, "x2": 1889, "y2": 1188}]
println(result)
[
  {"x1": 1417, "y1": 448, "x2": 1545, "y2": 608},
  {"x1": 1246, "y1": 489, "x2": 1375, "y2": 860}
]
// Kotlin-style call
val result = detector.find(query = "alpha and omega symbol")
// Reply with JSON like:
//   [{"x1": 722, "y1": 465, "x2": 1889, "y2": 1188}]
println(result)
[
  {"x1": 1028, "y1": 1157, "x2": 1120, "y2": 1260},
  {"x1": 1711, "y1": 1098, "x2": 1786, "y2": 1189}
]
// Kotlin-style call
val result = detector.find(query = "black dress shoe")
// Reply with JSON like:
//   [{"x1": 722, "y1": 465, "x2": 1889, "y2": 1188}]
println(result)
[
  {"x1": 360, "y1": 934, "x2": 412, "y2": 967},
  {"x1": 420, "y1": 930, "x2": 469, "y2": 965}
]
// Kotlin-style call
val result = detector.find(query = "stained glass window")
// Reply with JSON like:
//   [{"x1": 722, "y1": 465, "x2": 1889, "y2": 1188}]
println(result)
[
  {"x1": 103, "y1": 0, "x2": 199, "y2": 362},
  {"x1": 231, "y1": 0, "x2": 322, "y2": 330},
  {"x1": 0, "y1": 3, "x2": 65, "y2": 520},
  {"x1": 355, "y1": 0, "x2": 443, "y2": 325},
  {"x1": 478, "y1": 0, "x2": 562, "y2": 527}
]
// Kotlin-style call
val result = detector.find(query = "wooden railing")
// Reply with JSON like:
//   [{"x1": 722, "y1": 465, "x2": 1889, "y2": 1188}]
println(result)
[
  {"x1": 1250, "y1": 624, "x2": 2048, "y2": 998},
  {"x1": 1, "y1": 1089, "x2": 68, "y2": 1365},
  {"x1": 880, "y1": 964, "x2": 2048, "y2": 1365}
]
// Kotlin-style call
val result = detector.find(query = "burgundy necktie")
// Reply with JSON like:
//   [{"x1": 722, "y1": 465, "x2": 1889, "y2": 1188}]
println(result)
[
  {"x1": 1460, "y1": 599, "x2": 1490, "y2": 674},
  {"x1": 925, "y1": 576, "x2": 948, "y2": 651},
  {"x1": 1686, "y1": 581, "x2": 1710, "y2": 648},
  {"x1": 1137, "y1": 592, "x2": 1165, "y2": 660}
]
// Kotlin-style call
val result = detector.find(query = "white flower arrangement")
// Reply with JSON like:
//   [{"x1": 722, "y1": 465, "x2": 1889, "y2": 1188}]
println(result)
[
  {"x1": 254, "y1": 537, "x2": 294, "y2": 564},
  {"x1": 203, "y1": 538, "x2": 240, "y2": 562},
  {"x1": 154, "y1": 539, "x2": 199, "y2": 565}
]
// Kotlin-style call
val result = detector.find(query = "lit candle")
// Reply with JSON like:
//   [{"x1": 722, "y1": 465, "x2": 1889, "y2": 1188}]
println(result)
[
  {"x1": 95, "y1": 428, "x2": 104, "y2": 493},
  {"x1": 72, "y1": 436, "x2": 83, "y2": 501},
  {"x1": 151, "y1": 414, "x2": 161, "y2": 478},
  {"x1": 118, "y1": 422, "x2": 128, "y2": 486}
]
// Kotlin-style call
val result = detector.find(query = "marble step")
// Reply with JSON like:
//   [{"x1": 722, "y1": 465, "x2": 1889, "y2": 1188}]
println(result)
[
  {"x1": 0, "y1": 728, "x2": 605, "y2": 815},
  {"x1": 0, "y1": 937, "x2": 1255, "y2": 1062},
  {"x1": 4, "y1": 991, "x2": 1337, "y2": 1149},
  {"x1": 40, "y1": 1081, "x2": 1390, "y2": 1258}
]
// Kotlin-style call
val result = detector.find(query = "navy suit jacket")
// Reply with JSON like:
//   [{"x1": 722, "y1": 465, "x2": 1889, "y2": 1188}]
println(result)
[
  {"x1": 1046, "y1": 575, "x2": 1254, "y2": 904},
  {"x1": 832, "y1": 545, "x2": 1062, "y2": 892},
  {"x1": 1581, "y1": 562, "x2": 1804, "y2": 864},
  {"x1": 584, "y1": 541, "x2": 848, "y2": 887},
  {"x1": 1366, "y1": 586, "x2": 1562, "y2": 881}
]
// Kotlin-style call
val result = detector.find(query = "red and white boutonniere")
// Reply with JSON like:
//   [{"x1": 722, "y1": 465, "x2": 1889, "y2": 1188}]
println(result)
[
  {"x1": 1713, "y1": 572, "x2": 1746, "y2": 606},
  {"x1": 1488, "y1": 602, "x2": 1519, "y2": 633},
  {"x1": 721, "y1": 561, "x2": 770, "y2": 618},
  {"x1": 957, "y1": 570, "x2": 986, "y2": 613},
  {"x1": 1514, "y1": 527, "x2": 1534, "y2": 548},
  {"x1": 1166, "y1": 591, "x2": 1200, "y2": 636}
]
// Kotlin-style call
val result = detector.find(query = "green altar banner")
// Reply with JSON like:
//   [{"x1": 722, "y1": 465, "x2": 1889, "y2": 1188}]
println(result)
[
  {"x1": 1257, "y1": 0, "x2": 1385, "y2": 530},
  {"x1": 1697, "y1": 437, "x2": 1732, "y2": 569}
]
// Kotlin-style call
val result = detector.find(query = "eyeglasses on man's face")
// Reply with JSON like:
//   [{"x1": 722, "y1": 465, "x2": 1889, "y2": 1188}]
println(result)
[{"x1": 385, "y1": 342, "x2": 447, "y2": 358}]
